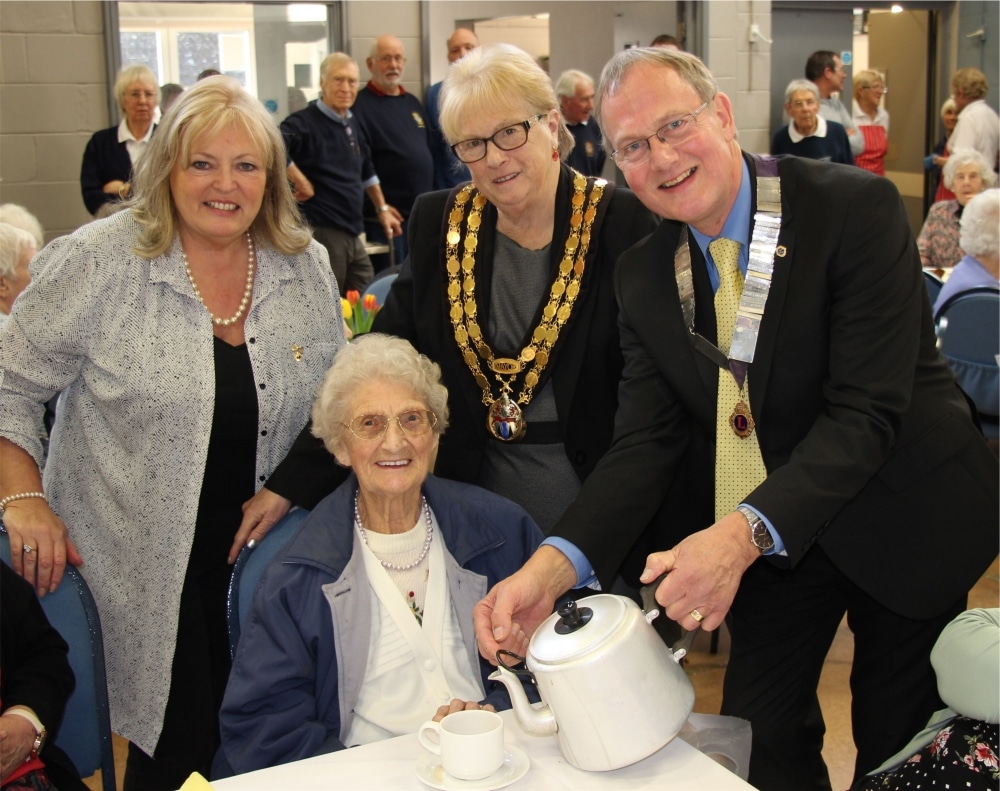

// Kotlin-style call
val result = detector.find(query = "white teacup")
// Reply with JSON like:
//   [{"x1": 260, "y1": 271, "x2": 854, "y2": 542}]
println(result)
[{"x1": 418, "y1": 709, "x2": 505, "y2": 780}]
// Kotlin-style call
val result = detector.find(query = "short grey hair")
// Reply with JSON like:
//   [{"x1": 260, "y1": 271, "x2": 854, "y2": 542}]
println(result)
[
  {"x1": 0, "y1": 204, "x2": 44, "y2": 248},
  {"x1": 439, "y1": 44, "x2": 574, "y2": 157},
  {"x1": 113, "y1": 64, "x2": 158, "y2": 115},
  {"x1": 943, "y1": 148, "x2": 997, "y2": 191},
  {"x1": 959, "y1": 189, "x2": 999, "y2": 259},
  {"x1": 320, "y1": 52, "x2": 357, "y2": 82},
  {"x1": 0, "y1": 223, "x2": 37, "y2": 279},
  {"x1": 595, "y1": 48, "x2": 718, "y2": 131},
  {"x1": 311, "y1": 334, "x2": 449, "y2": 462},
  {"x1": 554, "y1": 69, "x2": 593, "y2": 100},
  {"x1": 784, "y1": 79, "x2": 819, "y2": 105}
]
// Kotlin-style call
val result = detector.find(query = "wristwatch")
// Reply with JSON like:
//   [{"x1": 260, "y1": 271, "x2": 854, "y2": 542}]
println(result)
[
  {"x1": 30, "y1": 726, "x2": 47, "y2": 760},
  {"x1": 737, "y1": 506, "x2": 774, "y2": 555},
  {"x1": 377, "y1": 204, "x2": 391, "y2": 213}
]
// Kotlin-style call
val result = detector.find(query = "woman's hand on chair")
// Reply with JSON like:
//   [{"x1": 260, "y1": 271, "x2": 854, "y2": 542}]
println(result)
[
  {"x1": 3, "y1": 499, "x2": 82, "y2": 596},
  {"x1": 229, "y1": 488, "x2": 291, "y2": 564}
]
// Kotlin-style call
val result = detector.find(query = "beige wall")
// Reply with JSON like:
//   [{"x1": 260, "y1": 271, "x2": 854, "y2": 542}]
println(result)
[
  {"x1": 706, "y1": 0, "x2": 771, "y2": 156},
  {"x1": 0, "y1": 0, "x2": 767, "y2": 241},
  {"x1": 0, "y1": 1, "x2": 108, "y2": 240}
]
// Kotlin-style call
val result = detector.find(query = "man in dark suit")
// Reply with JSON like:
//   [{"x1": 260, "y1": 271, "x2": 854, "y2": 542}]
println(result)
[{"x1": 474, "y1": 48, "x2": 999, "y2": 791}]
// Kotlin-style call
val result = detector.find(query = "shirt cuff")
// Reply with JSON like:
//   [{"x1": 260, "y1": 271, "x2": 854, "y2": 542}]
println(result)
[
  {"x1": 739, "y1": 503, "x2": 788, "y2": 556},
  {"x1": 541, "y1": 537, "x2": 600, "y2": 589},
  {"x1": 6, "y1": 706, "x2": 42, "y2": 734}
]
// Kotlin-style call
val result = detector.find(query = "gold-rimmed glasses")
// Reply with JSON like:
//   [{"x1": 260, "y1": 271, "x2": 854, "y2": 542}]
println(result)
[{"x1": 342, "y1": 410, "x2": 438, "y2": 441}]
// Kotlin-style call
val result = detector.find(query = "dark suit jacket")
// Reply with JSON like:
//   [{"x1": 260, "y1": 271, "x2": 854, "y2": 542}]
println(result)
[
  {"x1": 1, "y1": 562, "x2": 88, "y2": 790},
  {"x1": 80, "y1": 126, "x2": 135, "y2": 215},
  {"x1": 373, "y1": 166, "x2": 658, "y2": 489},
  {"x1": 551, "y1": 154, "x2": 998, "y2": 619}
]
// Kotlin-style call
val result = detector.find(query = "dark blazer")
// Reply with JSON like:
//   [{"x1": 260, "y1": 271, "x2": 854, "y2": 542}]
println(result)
[
  {"x1": 1, "y1": 562, "x2": 88, "y2": 791},
  {"x1": 551, "y1": 154, "x2": 998, "y2": 619},
  {"x1": 373, "y1": 166, "x2": 657, "y2": 488},
  {"x1": 80, "y1": 125, "x2": 136, "y2": 215}
]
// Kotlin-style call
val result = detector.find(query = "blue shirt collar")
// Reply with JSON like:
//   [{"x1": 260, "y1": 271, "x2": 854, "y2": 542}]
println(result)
[
  {"x1": 315, "y1": 99, "x2": 352, "y2": 125},
  {"x1": 688, "y1": 157, "x2": 752, "y2": 289}
]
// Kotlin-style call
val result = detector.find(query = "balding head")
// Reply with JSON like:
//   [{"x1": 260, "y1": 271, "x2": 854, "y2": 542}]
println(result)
[
  {"x1": 368, "y1": 34, "x2": 406, "y2": 94},
  {"x1": 447, "y1": 29, "x2": 478, "y2": 63}
]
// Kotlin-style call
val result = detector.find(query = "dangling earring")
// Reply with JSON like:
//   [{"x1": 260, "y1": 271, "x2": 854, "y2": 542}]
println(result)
[{"x1": 551, "y1": 148, "x2": 560, "y2": 162}]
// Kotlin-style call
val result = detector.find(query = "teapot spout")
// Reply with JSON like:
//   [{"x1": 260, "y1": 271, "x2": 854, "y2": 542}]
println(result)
[{"x1": 489, "y1": 662, "x2": 557, "y2": 738}]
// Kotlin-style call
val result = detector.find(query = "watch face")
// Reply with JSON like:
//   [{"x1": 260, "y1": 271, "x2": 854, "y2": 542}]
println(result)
[{"x1": 752, "y1": 524, "x2": 774, "y2": 551}]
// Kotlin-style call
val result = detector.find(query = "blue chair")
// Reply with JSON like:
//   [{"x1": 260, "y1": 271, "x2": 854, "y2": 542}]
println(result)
[
  {"x1": 935, "y1": 286, "x2": 1000, "y2": 439},
  {"x1": 226, "y1": 509, "x2": 310, "y2": 658},
  {"x1": 923, "y1": 269, "x2": 944, "y2": 307},
  {"x1": 0, "y1": 530, "x2": 116, "y2": 791},
  {"x1": 361, "y1": 265, "x2": 401, "y2": 310}
]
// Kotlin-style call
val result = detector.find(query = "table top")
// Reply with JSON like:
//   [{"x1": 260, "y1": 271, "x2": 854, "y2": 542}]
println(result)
[{"x1": 211, "y1": 711, "x2": 756, "y2": 790}]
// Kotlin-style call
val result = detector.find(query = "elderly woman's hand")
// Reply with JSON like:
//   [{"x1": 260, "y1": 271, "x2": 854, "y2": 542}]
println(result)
[
  {"x1": 0, "y1": 711, "x2": 38, "y2": 781},
  {"x1": 228, "y1": 487, "x2": 292, "y2": 564},
  {"x1": 432, "y1": 699, "x2": 497, "y2": 722},
  {"x1": 3, "y1": 499, "x2": 82, "y2": 597}
]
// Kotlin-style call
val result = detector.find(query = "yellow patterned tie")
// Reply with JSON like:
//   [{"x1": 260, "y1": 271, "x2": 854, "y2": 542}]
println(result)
[{"x1": 710, "y1": 237, "x2": 767, "y2": 521}]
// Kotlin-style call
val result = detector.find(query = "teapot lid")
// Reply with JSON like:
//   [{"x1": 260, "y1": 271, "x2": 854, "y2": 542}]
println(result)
[{"x1": 528, "y1": 595, "x2": 631, "y2": 665}]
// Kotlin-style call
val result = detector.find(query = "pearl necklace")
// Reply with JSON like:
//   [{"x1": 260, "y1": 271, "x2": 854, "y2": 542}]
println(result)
[
  {"x1": 354, "y1": 492, "x2": 433, "y2": 571},
  {"x1": 181, "y1": 232, "x2": 255, "y2": 327}
]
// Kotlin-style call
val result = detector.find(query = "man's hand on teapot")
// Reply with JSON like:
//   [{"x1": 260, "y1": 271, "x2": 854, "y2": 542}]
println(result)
[
  {"x1": 432, "y1": 699, "x2": 497, "y2": 722},
  {"x1": 474, "y1": 546, "x2": 577, "y2": 662},
  {"x1": 640, "y1": 511, "x2": 759, "y2": 632}
]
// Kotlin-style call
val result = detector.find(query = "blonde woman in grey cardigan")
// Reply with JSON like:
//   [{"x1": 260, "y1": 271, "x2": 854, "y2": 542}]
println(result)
[{"x1": 0, "y1": 76, "x2": 343, "y2": 789}]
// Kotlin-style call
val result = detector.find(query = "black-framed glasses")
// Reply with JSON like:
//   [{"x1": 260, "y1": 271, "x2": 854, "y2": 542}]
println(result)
[
  {"x1": 610, "y1": 99, "x2": 713, "y2": 169},
  {"x1": 341, "y1": 410, "x2": 438, "y2": 441},
  {"x1": 451, "y1": 115, "x2": 546, "y2": 164}
]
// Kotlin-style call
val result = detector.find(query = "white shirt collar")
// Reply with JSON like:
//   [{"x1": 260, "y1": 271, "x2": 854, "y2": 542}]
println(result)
[{"x1": 788, "y1": 114, "x2": 827, "y2": 143}]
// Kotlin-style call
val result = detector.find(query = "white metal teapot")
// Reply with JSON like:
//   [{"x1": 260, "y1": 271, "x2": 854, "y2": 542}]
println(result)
[{"x1": 488, "y1": 594, "x2": 696, "y2": 772}]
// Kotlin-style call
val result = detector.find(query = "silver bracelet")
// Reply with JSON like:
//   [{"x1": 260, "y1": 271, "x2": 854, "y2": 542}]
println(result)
[{"x1": 0, "y1": 491, "x2": 47, "y2": 516}]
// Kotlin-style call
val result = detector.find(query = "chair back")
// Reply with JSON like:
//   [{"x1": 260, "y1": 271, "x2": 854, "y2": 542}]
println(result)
[
  {"x1": 923, "y1": 269, "x2": 944, "y2": 306},
  {"x1": 361, "y1": 265, "x2": 401, "y2": 310},
  {"x1": 935, "y1": 286, "x2": 1000, "y2": 432},
  {"x1": 226, "y1": 509, "x2": 310, "y2": 658},
  {"x1": 0, "y1": 531, "x2": 116, "y2": 791}
]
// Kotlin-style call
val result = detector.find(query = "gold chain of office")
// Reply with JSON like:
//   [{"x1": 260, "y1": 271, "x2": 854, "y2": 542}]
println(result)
[{"x1": 444, "y1": 173, "x2": 607, "y2": 441}]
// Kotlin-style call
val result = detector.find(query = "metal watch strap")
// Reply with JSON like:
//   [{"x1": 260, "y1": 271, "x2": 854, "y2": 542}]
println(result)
[
  {"x1": 737, "y1": 506, "x2": 773, "y2": 555},
  {"x1": 30, "y1": 726, "x2": 46, "y2": 759}
]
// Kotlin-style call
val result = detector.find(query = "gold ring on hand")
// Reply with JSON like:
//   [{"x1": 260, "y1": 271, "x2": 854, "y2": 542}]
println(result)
[{"x1": 690, "y1": 608, "x2": 704, "y2": 622}]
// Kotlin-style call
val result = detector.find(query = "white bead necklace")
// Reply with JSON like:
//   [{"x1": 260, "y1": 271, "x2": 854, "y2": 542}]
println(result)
[
  {"x1": 181, "y1": 232, "x2": 255, "y2": 327},
  {"x1": 354, "y1": 492, "x2": 433, "y2": 571}
]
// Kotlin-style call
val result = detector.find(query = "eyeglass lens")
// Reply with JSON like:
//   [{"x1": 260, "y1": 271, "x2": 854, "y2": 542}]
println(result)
[
  {"x1": 348, "y1": 410, "x2": 435, "y2": 439},
  {"x1": 452, "y1": 116, "x2": 542, "y2": 164}
]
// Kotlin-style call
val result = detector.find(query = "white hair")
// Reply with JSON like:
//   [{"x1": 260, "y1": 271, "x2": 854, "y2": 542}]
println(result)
[
  {"x1": 784, "y1": 79, "x2": 820, "y2": 105},
  {"x1": 0, "y1": 204, "x2": 44, "y2": 248},
  {"x1": 943, "y1": 148, "x2": 997, "y2": 191},
  {"x1": 959, "y1": 189, "x2": 1000, "y2": 259},
  {"x1": 0, "y1": 223, "x2": 36, "y2": 279}
]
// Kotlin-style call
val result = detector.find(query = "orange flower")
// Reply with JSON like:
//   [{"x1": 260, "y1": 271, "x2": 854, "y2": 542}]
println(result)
[
  {"x1": 346, "y1": 289, "x2": 360, "y2": 306},
  {"x1": 363, "y1": 293, "x2": 378, "y2": 312}
]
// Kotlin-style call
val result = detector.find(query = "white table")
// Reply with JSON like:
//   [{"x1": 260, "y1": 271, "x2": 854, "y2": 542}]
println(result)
[{"x1": 211, "y1": 711, "x2": 757, "y2": 790}]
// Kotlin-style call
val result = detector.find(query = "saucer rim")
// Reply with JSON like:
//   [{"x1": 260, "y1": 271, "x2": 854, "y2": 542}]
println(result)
[{"x1": 415, "y1": 744, "x2": 530, "y2": 790}]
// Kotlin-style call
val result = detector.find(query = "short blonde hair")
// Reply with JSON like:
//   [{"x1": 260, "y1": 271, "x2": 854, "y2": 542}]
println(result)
[
  {"x1": 129, "y1": 75, "x2": 311, "y2": 259},
  {"x1": 852, "y1": 70, "x2": 883, "y2": 103},
  {"x1": 951, "y1": 68, "x2": 989, "y2": 101},
  {"x1": 595, "y1": 48, "x2": 718, "y2": 130},
  {"x1": 440, "y1": 44, "x2": 574, "y2": 158},
  {"x1": 943, "y1": 148, "x2": 997, "y2": 191},
  {"x1": 114, "y1": 64, "x2": 158, "y2": 115},
  {"x1": 311, "y1": 334, "x2": 449, "y2": 462}
]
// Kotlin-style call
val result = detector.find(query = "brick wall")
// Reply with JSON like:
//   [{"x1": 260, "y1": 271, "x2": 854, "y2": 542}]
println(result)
[{"x1": 0, "y1": 1, "x2": 107, "y2": 240}]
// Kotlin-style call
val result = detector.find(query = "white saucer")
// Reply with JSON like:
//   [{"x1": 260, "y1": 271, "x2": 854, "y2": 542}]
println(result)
[{"x1": 415, "y1": 744, "x2": 530, "y2": 790}]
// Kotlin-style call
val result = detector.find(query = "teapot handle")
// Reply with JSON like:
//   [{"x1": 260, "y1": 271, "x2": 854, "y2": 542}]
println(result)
[{"x1": 640, "y1": 571, "x2": 700, "y2": 661}]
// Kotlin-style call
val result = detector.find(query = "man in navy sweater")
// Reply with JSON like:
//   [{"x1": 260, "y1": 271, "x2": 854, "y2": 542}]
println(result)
[
  {"x1": 771, "y1": 79, "x2": 854, "y2": 166},
  {"x1": 353, "y1": 34, "x2": 434, "y2": 271},
  {"x1": 281, "y1": 53, "x2": 400, "y2": 293}
]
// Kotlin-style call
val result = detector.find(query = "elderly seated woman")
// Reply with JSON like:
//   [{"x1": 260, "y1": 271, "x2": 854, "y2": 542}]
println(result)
[
  {"x1": 215, "y1": 334, "x2": 543, "y2": 776},
  {"x1": 918, "y1": 148, "x2": 996, "y2": 272}
]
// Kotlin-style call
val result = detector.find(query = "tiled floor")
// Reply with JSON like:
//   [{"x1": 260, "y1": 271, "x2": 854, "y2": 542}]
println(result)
[{"x1": 84, "y1": 559, "x2": 999, "y2": 791}]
